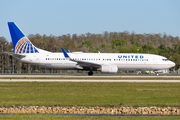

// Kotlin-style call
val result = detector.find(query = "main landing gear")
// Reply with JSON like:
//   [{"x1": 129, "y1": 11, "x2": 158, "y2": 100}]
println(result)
[
  {"x1": 88, "y1": 71, "x2": 93, "y2": 76},
  {"x1": 154, "y1": 71, "x2": 159, "y2": 76}
]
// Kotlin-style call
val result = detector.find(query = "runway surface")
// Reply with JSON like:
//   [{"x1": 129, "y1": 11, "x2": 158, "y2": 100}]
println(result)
[
  {"x1": 0, "y1": 79, "x2": 180, "y2": 82},
  {"x1": 0, "y1": 75, "x2": 180, "y2": 82},
  {"x1": 1, "y1": 75, "x2": 180, "y2": 78}
]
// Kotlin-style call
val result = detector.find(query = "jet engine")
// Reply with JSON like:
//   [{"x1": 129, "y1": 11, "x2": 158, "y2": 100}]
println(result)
[{"x1": 98, "y1": 65, "x2": 118, "y2": 73}]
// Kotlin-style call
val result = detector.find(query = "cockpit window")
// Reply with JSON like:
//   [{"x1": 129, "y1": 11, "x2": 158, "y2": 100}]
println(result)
[{"x1": 162, "y1": 59, "x2": 168, "y2": 61}]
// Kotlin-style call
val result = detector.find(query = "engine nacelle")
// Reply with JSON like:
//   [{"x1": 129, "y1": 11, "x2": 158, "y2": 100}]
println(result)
[{"x1": 98, "y1": 65, "x2": 118, "y2": 73}]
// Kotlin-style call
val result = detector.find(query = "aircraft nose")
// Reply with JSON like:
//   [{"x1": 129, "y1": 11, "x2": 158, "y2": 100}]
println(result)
[
  {"x1": 170, "y1": 61, "x2": 175, "y2": 67},
  {"x1": 173, "y1": 62, "x2": 175, "y2": 67}
]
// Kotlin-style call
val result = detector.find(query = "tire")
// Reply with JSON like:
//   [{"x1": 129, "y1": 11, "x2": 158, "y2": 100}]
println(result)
[{"x1": 88, "y1": 71, "x2": 93, "y2": 76}]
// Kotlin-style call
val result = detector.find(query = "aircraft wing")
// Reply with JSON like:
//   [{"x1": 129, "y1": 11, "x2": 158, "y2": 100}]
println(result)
[
  {"x1": 61, "y1": 48, "x2": 101, "y2": 68},
  {"x1": 71, "y1": 59, "x2": 101, "y2": 68},
  {"x1": 4, "y1": 52, "x2": 26, "y2": 58}
]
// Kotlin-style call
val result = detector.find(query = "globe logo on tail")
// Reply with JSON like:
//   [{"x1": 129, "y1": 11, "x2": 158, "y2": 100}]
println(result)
[{"x1": 15, "y1": 37, "x2": 39, "y2": 54}]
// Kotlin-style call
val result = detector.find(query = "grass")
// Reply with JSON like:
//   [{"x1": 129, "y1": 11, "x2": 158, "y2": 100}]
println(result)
[
  {"x1": 0, "y1": 115, "x2": 180, "y2": 120},
  {"x1": 0, "y1": 82, "x2": 180, "y2": 107}
]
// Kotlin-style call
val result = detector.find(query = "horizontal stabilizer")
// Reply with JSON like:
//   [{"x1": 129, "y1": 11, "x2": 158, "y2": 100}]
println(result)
[{"x1": 4, "y1": 52, "x2": 26, "y2": 57}]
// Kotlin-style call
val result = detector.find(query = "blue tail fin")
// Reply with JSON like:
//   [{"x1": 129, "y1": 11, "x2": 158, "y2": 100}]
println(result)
[{"x1": 8, "y1": 22, "x2": 39, "y2": 54}]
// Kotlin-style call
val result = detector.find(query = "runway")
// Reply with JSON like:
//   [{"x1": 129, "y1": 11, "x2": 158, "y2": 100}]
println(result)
[
  {"x1": 0, "y1": 79, "x2": 180, "y2": 82},
  {"x1": 0, "y1": 75, "x2": 180, "y2": 82},
  {"x1": 1, "y1": 75, "x2": 180, "y2": 78}
]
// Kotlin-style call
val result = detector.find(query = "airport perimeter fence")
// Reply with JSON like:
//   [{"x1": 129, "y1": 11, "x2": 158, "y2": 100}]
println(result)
[
  {"x1": 0, "y1": 70, "x2": 103, "y2": 74},
  {"x1": 0, "y1": 70, "x2": 79, "y2": 74}
]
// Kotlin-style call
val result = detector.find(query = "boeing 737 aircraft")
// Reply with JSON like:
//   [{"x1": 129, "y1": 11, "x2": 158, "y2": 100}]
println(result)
[{"x1": 6, "y1": 22, "x2": 175, "y2": 76}]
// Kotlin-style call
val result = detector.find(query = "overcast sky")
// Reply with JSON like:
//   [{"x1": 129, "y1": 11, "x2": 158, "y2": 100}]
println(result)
[{"x1": 1, "y1": 0, "x2": 180, "y2": 42}]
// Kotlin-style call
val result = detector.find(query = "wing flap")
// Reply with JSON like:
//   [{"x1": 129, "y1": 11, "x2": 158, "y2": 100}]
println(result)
[{"x1": 72, "y1": 59, "x2": 101, "y2": 68}]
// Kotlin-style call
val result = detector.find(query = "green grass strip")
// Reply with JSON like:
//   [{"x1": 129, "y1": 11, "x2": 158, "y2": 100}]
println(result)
[{"x1": 0, "y1": 82, "x2": 180, "y2": 107}]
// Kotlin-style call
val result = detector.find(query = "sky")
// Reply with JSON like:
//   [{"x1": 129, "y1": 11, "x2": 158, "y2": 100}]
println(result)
[{"x1": 1, "y1": 0, "x2": 180, "y2": 42}]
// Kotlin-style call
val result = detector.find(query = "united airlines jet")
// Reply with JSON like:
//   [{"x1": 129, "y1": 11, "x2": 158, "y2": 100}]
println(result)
[{"x1": 6, "y1": 22, "x2": 175, "y2": 76}]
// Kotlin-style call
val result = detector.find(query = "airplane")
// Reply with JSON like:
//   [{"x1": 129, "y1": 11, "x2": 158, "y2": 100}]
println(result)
[{"x1": 6, "y1": 22, "x2": 175, "y2": 76}]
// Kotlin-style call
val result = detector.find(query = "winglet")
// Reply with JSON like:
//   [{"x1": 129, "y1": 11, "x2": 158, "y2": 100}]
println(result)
[
  {"x1": 61, "y1": 48, "x2": 69, "y2": 58},
  {"x1": 66, "y1": 49, "x2": 70, "y2": 53}
]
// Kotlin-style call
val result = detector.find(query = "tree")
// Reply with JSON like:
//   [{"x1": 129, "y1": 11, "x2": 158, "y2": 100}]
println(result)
[{"x1": 170, "y1": 53, "x2": 180, "y2": 70}]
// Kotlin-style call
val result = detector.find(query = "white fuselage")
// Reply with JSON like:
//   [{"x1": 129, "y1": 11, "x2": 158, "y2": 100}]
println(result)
[
  {"x1": 7, "y1": 22, "x2": 175, "y2": 74},
  {"x1": 15, "y1": 52, "x2": 175, "y2": 71}
]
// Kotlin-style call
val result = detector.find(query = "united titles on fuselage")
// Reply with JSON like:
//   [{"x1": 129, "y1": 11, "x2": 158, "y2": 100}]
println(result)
[{"x1": 118, "y1": 55, "x2": 144, "y2": 59}]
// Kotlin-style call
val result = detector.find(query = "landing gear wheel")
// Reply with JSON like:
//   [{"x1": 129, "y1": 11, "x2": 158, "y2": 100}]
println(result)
[
  {"x1": 88, "y1": 71, "x2": 93, "y2": 76},
  {"x1": 154, "y1": 71, "x2": 159, "y2": 76}
]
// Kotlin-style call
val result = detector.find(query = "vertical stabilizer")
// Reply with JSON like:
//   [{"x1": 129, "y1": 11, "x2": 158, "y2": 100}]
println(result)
[{"x1": 8, "y1": 22, "x2": 39, "y2": 54}]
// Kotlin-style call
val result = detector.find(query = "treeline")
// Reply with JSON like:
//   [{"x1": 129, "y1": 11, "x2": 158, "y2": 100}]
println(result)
[{"x1": 0, "y1": 31, "x2": 180, "y2": 72}]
